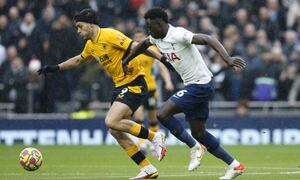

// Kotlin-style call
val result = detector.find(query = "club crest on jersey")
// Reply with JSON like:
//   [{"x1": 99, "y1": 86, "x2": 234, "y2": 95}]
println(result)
[{"x1": 165, "y1": 52, "x2": 181, "y2": 62}]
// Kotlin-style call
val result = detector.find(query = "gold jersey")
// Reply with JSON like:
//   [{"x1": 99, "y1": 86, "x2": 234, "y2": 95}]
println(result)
[
  {"x1": 80, "y1": 28, "x2": 145, "y2": 87},
  {"x1": 138, "y1": 46, "x2": 158, "y2": 91}
]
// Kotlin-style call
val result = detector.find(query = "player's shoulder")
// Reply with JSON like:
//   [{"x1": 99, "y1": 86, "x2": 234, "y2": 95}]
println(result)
[
  {"x1": 100, "y1": 28, "x2": 130, "y2": 43},
  {"x1": 101, "y1": 28, "x2": 123, "y2": 35},
  {"x1": 171, "y1": 26, "x2": 192, "y2": 36}
]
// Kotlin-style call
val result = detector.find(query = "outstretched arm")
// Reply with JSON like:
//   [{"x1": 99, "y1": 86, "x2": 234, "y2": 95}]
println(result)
[
  {"x1": 58, "y1": 55, "x2": 83, "y2": 70},
  {"x1": 192, "y1": 34, "x2": 246, "y2": 70},
  {"x1": 156, "y1": 60, "x2": 174, "y2": 92},
  {"x1": 123, "y1": 38, "x2": 153, "y2": 66},
  {"x1": 38, "y1": 55, "x2": 83, "y2": 74}
]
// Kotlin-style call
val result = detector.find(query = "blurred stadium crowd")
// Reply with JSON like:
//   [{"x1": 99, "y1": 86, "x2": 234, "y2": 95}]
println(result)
[{"x1": 0, "y1": 0, "x2": 300, "y2": 114}]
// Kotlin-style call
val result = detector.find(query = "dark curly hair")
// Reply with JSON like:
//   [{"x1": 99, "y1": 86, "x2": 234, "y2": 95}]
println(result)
[{"x1": 144, "y1": 7, "x2": 168, "y2": 23}]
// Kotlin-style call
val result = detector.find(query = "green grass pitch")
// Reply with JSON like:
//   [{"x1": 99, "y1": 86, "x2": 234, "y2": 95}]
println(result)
[{"x1": 0, "y1": 145, "x2": 300, "y2": 180}]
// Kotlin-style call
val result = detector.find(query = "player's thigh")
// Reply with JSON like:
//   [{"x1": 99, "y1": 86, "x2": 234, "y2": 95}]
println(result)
[
  {"x1": 105, "y1": 102, "x2": 132, "y2": 126},
  {"x1": 157, "y1": 99, "x2": 182, "y2": 120},
  {"x1": 147, "y1": 109, "x2": 157, "y2": 123}
]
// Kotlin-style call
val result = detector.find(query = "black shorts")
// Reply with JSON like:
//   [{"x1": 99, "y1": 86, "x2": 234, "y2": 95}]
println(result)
[
  {"x1": 111, "y1": 76, "x2": 148, "y2": 113},
  {"x1": 143, "y1": 90, "x2": 158, "y2": 110}
]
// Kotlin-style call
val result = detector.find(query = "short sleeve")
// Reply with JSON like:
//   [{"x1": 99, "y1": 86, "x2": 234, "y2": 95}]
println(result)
[{"x1": 80, "y1": 41, "x2": 93, "y2": 60}]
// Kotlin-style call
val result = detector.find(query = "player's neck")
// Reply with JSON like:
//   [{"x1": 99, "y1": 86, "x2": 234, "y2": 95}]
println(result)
[{"x1": 91, "y1": 26, "x2": 99, "y2": 42}]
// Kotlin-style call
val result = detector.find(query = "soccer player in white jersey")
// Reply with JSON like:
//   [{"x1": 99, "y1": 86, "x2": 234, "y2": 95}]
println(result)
[{"x1": 122, "y1": 7, "x2": 246, "y2": 180}]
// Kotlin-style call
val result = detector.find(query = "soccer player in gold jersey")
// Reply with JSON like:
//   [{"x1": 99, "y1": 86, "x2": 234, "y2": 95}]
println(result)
[
  {"x1": 38, "y1": 8, "x2": 165, "y2": 179},
  {"x1": 132, "y1": 28, "x2": 174, "y2": 155}
]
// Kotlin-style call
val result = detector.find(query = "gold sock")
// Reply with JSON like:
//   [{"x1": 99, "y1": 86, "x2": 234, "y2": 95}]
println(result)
[
  {"x1": 125, "y1": 145, "x2": 150, "y2": 168},
  {"x1": 129, "y1": 123, "x2": 141, "y2": 137},
  {"x1": 130, "y1": 123, "x2": 155, "y2": 141},
  {"x1": 150, "y1": 124, "x2": 160, "y2": 132}
]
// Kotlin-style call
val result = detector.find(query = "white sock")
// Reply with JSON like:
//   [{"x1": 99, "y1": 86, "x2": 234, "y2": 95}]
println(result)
[
  {"x1": 229, "y1": 159, "x2": 240, "y2": 167},
  {"x1": 191, "y1": 143, "x2": 199, "y2": 149}
]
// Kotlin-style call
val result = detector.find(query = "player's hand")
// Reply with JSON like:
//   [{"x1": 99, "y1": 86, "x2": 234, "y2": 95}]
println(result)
[
  {"x1": 122, "y1": 63, "x2": 133, "y2": 75},
  {"x1": 228, "y1": 56, "x2": 246, "y2": 71},
  {"x1": 38, "y1": 65, "x2": 59, "y2": 75}
]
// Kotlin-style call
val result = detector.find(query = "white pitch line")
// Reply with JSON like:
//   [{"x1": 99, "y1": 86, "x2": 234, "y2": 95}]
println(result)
[{"x1": 280, "y1": 171, "x2": 300, "y2": 174}]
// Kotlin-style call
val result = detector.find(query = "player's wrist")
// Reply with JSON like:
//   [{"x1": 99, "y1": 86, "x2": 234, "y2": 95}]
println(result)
[
  {"x1": 49, "y1": 65, "x2": 60, "y2": 72},
  {"x1": 160, "y1": 56, "x2": 167, "y2": 62}
]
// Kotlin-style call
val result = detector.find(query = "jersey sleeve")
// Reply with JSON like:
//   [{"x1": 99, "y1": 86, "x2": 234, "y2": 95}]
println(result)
[
  {"x1": 80, "y1": 41, "x2": 93, "y2": 60},
  {"x1": 174, "y1": 27, "x2": 194, "y2": 44},
  {"x1": 107, "y1": 29, "x2": 132, "y2": 50}
]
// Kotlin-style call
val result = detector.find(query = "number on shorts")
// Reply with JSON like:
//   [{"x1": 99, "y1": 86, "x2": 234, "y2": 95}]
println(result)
[{"x1": 174, "y1": 90, "x2": 187, "y2": 98}]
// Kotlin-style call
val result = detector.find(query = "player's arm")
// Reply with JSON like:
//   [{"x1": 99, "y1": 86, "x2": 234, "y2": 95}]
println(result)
[
  {"x1": 122, "y1": 38, "x2": 152, "y2": 66},
  {"x1": 140, "y1": 43, "x2": 163, "y2": 60},
  {"x1": 58, "y1": 55, "x2": 83, "y2": 70},
  {"x1": 192, "y1": 34, "x2": 246, "y2": 71},
  {"x1": 38, "y1": 55, "x2": 83, "y2": 74},
  {"x1": 156, "y1": 60, "x2": 174, "y2": 92},
  {"x1": 124, "y1": 38, "x2": 166, "y2": 65}
]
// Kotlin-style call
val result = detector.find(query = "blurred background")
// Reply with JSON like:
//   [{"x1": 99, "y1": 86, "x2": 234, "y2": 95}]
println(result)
[
  {"x1": 1, "y1": 1, "x2": 300, "y2": 179},
  {"x1": 0, "y1": 0, "x2": 299, "y2": 146},
  {"x1": 1, "y1": 0, "x2": 300, "y2": 115}
]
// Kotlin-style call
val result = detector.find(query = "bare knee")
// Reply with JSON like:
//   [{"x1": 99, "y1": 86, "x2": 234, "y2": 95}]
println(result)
[{"x1": 105, "y1": 117, "x2": 117, "y2": 129}]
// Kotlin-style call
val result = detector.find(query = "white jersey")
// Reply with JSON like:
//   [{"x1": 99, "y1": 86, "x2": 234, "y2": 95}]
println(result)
[{"x1": 149, "y1": 25, "x2": 213, "y2": 85}]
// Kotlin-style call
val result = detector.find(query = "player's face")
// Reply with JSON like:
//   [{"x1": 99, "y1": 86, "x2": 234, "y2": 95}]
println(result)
[
  {"x1": 76, "y1": 22, "x2": 92, "y2": 40},
  {"x1": 133, "y1": 32, "x2": 146, "y2": 43},
  {"x1": 145, "y1": 19, "x2": 165, "y2": 39}
]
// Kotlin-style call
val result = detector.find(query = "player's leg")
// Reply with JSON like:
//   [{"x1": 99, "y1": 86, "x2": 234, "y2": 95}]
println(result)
[
  {"x1": 106, "y1": 103, "x2": 166, "y2": 161},
  {"x1": 109, "y1": 128, "x2": 158, "y2": 179},
  {"x1": 186, "y1": 80, "x2": 244, "y2": 179},
  {"x1": 157, "y1": 99, "x2": 204, "y2": 171},
  {"x1": 147, "y1": 109, "x2": 159, "y2": 156},
  {"x1": 145, "y1": 91, "x2": 160, "y2": 156},
  {"x1": 134, "y1": 105, "x2": 145, "y2": 124},
  {"x1": 133, "y1": 105, "x2": 147, "y2": 154},
  {"x1": 188, "y1": 119, "x2": 245, "y2": 179},
  {"x1": 106, "y1": 77, "x2": 166, "y2": 161},
  {"x1": 105, "y1": 102, "x2": 158, "y2": 142},
  {"x1": 148, "y1": 110, "x2": 159, "y2": 132},
  {"x1": 156, "y1": 99, "x2": 198, "y2": 148},
  {"x1": 146, "y1": 91, "x2": 160, "y2": 133}
]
